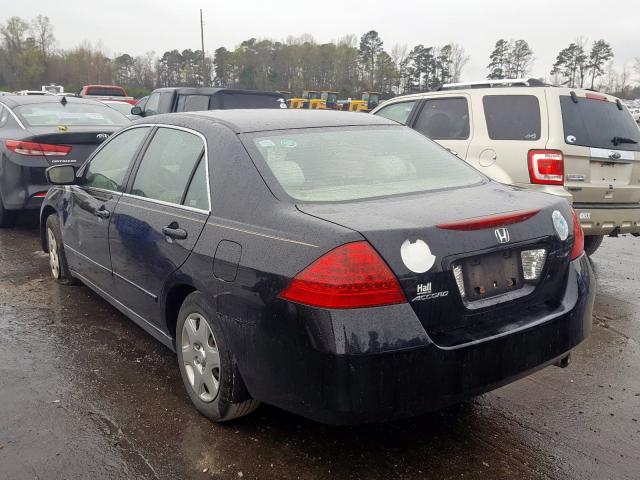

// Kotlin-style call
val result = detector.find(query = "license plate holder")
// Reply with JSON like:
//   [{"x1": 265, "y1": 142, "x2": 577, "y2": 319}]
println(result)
[{"x1": 458, "y1": 249, "x2": 523, "y2": 301}]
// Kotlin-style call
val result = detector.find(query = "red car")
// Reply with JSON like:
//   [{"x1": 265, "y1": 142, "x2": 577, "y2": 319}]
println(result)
[{"x1": 79, "y1": 85, "x2": 136, "y2": 105}]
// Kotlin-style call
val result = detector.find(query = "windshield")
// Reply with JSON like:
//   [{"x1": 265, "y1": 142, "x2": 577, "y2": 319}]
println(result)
[
  {"x1": 560, "y1": 95, "x2": 640, "y2": 151},
  {"x1": 15, "y1": 103, "x2": 130, "y2": 127},
  {"x1": 247, "y1": 126, "x2": 484, "y2": 202}
]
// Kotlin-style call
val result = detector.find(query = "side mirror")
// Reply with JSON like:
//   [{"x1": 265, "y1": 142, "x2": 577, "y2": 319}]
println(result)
[
  {"x1": 46, "y1": 165, "x2": 77, "y2": 185},
  {"x1": 131, "y1": 106, "x2": 143, "y2": 116}
]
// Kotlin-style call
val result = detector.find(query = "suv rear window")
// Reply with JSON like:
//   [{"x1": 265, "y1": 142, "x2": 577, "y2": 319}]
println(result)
[
  {"x1": 483, "y1": 95, "x2": 541, "y2": 141},
  {"x1": 220, "y1": 92, "x2": 286, "y2": 109},
  {"x1": 560, "y1": 96, "x2": 640, "y2": 151},
  {"x1": 247, "y1": 126, "x2": 483, "y2": 202}
]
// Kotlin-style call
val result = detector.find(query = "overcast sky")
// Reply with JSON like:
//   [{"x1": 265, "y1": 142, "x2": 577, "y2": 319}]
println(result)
[{"x1": 3, "y1": 0, "x2": 639, "y2": 81}]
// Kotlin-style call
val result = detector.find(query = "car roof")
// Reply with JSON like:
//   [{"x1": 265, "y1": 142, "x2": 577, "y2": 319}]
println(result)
[
  {"x1": 147, "y1": 109, "x2": 398, "y2": 133},
  {"x1": 151, "y1": 87, "x2": 283, "y2": 97},
  {"x1": 0, "y1": 95, "x2": 105, "y2": 108},
  {"x1": 376, "y1": 85, "x2": 623, "y2": 107}
]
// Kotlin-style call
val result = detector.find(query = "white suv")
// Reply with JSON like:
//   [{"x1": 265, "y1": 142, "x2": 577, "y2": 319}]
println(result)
[{"x1": 372, "y1": 79, "x2": 640, "y2": 255}]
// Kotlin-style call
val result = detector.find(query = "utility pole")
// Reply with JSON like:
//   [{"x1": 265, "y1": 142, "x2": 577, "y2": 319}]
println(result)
[{"x1": 200, "y1": 9, "x2": 207, "y2": 87}]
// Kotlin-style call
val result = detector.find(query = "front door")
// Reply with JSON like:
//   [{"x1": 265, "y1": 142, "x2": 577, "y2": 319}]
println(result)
[
  {"x1": 109, "y1": 126, "x2": 210, "y2": 323},
  {"x1": 63, "y1": 126, "x2": 151, "y2": 288}
]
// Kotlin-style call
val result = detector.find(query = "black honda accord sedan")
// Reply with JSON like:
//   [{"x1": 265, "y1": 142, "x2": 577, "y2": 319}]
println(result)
[
  {"x1": 40, "y1": 110, "x2": 595, "y2": 425},
  {"x1": 0, "y1": 95, "x2": 129, "y2": 226}
]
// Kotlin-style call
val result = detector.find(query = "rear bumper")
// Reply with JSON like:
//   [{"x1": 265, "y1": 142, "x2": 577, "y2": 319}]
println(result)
[
  {"x1": 242, "y1": 255, "x2": 595, "y2": 425},
  {"x1": 573, "y1": 203, "x2": 640, "y2": 235},
  {"x1": 0, "y1": 158, "x2": 49, "y2": 211}
]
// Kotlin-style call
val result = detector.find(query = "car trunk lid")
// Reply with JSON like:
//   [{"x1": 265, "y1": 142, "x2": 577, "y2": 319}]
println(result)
[
  {"x1": 297, "y1": 183, "x2": 573, "y2": 343},
  {"x1": 21, "y1": 126, "x2": 118, "y2": 166}
]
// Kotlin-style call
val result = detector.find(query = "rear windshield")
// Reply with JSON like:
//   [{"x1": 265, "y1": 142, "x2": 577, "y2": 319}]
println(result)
[
  {"x1": 220, "y1": 92, "x2": 286, "y2": 109},
  {"x1": 15, "y1": 103, "x2": 130, "y2": 127},
  {"x1": 483, "y1": 95, "x2": 541, "y2": 141},
  {"x1": 246, "y1": 126, "x2": 484, "y2": 202},
  {"x1": 560, "y1": 96, "x2": 640, "y2": 151},
  {"x1": 85, "y1": 87, "x2": 125, "y2": 97}
]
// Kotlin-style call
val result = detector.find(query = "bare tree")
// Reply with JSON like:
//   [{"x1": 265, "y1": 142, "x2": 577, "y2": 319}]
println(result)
[
  {"x1": 30, "y1": 15, "x2": 55, "y2": 60},
  {"x1": 449, "y1": 43, "x2": 469, "y2": 82}
]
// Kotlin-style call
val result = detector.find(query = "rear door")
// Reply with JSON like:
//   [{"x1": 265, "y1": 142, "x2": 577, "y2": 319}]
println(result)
[
  {"x1": 549, "y1": 92, "x2": 640, "y2": 205},
  {"x1": 466, "y1": 92, "x2": 548, "y2": 185},
  {"x1": 109, "y1": 126, "x2": 210, "y2": 323},
  {"x1": 64, "y1": 126, "x2": 151, "y2": 289},
  {"x1": 409, "y1": 95, "x2": 473, "y2": 159}
]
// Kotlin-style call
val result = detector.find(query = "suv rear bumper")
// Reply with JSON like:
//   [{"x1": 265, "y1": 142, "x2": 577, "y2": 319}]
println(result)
[{"x1": 573, "y1": 203, "x2": 640, "y2": 236}]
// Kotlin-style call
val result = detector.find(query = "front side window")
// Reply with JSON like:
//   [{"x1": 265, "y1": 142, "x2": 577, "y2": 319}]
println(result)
[
  {"x1": 483, "y1": 95, "x2": 541, "y2": 141},
  {"x1": 84, "y1": 127, "x2": 150, "y2": 191},
  {"x1": 15, "y1": 102, "x2": 129, "y2": 127},
  {"x1": 414, "y1": 98, "x2": 470, "y2": 140},
  {"x1": 131, "y1": 128, "x2": 204, "y2": 205},
  {"x1": 247, "y1": 126, "x2": 484, "y2": 202},
  {"x1": 145, "y1": 93, "x2": 160, "y2": 116},
  {"x1": 375, "y1": 101, "x2": 416, "y2": 125}
]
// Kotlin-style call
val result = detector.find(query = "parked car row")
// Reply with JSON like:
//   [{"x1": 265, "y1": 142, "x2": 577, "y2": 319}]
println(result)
[{"x1": 0, "y1": 80, "x2": 616, "y2": 424}]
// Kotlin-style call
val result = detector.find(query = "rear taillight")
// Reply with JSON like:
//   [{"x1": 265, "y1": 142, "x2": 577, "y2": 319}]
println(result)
[
  {"x1": 279, "y1": 241, "x2": 406, "y2": 309},
  {"x1": 528, "y1": 150, "x2": 564, "y2": 185},
  {"x1": 570, "y1": 209, "x2": 584, "y2": 260},
  {"x1": 6, "y1": 140, "x2": 71, "y2": 157}
]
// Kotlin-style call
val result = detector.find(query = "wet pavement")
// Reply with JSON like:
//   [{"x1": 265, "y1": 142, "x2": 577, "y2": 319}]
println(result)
[{"x1": 1, "y1": 215, "x2": 639, "y2": 480}]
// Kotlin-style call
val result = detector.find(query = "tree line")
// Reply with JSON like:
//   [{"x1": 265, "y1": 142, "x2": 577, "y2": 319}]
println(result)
[{"x1": 1, "y1": 14, "x2": 639, "y2": 100}]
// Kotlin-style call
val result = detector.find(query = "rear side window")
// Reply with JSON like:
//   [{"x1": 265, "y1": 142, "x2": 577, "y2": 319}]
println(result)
[
  {"x1": 84, "y1": 127, "x2": 150, "y2": 191},
  {"x1": 183, "y1": 159, "x2": 209, "y2": 210},
  {"x1": 560, "y1": 96, "x2": 640, "y2": 151},
  {"x1": 131, "y1": 128, "x2": 204, "y2": 205},
  {"x1": 483, "y1": 95, "x2": 541, "y2": 141},
  {"x1": 176, "y1": 95, "x2": 211, "y2": 112},
  {"x1": 414, "y1": 98, "x2": 470, "y2": 140},
  {"x1": 374, "y1": 101, "x2": 416, "y2": 125},
  {"x1": 220, "y1": 93, "x2": 286, "y2": 109}
]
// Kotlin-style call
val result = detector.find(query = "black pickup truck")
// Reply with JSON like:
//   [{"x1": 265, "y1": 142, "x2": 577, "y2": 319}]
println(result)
[{"x1": 131, "y1": 87, "x2": 287, "y2": 117}]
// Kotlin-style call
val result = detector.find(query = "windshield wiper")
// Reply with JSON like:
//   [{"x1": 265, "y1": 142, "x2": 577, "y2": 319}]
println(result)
[{"x1": 611, "y1": 136, "x2": 638, "y2": 146}]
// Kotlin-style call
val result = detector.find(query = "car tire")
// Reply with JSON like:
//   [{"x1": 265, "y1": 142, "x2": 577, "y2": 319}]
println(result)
[
  {"x1": 45, "y1": 214, "x2": 78, "y2": 285},
  {"x1": 176, "y1": 291, "x2": 260, "y2": 422},
  {"x1": 0, "y1": 196, "x2": 17, "y2": 228},
  {"x1": 584, "y1": 235, "x2": 604, "y2": 257}
]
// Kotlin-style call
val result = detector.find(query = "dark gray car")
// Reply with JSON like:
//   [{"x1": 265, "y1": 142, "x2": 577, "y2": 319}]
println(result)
[{"x1": 0, "y1": 95, "x2": 129, "y2": 226}]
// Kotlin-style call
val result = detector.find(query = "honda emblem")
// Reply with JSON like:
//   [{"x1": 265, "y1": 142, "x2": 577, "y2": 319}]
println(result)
[{"x1": 494, "y1": 227, "x2": 510, "y2": 244}]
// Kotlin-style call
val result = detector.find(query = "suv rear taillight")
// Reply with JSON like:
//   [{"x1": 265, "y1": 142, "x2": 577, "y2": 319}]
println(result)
[
  {"x1": 570, "y1": 209, "x2": 584, "y2": 260},
  {"x1": 528, "y1": 150, "x2": 564, "y2": 185},
  {"x1": 279, "y1": 241, "x2": 406, "y2": 309},
  {"x1": 6, "y1": 140, "x2": 71, "y2": 157}
]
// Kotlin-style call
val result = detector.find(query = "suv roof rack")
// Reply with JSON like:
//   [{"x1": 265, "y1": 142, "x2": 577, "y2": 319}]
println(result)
[{"x1": 439, "y1": 78, "x2": 548, "y2": 91}]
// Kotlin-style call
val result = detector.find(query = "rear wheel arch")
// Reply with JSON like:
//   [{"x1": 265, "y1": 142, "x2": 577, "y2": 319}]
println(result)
[{"x1": 164, "y1": 283, "x2": 197, "y2": 345}]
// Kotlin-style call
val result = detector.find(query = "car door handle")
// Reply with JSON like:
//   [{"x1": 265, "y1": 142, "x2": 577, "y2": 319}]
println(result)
[
  {"x1": 162, "y1": 222, "x2": 188, "y2": 240},
  {"x1": 94, "y1": 207, "x2": 110, "y2": 219}
]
